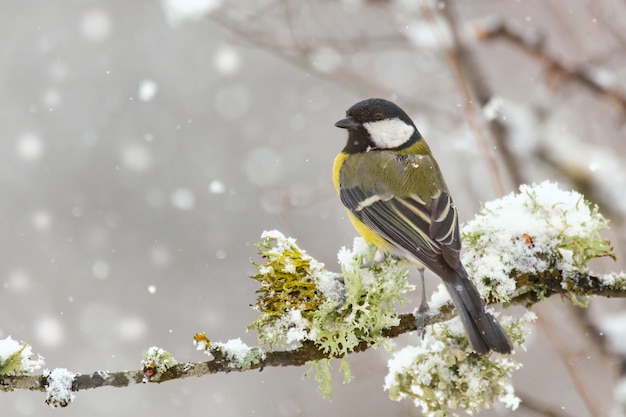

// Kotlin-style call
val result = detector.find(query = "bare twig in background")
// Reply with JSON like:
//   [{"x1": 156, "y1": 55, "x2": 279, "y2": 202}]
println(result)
[
  {"x1": 437, "y1": 0, "x2": 527, "y2": 189},
  {"x1": 211, "y1": 3, "x2": 459, "y2": 123},
  {"x1": 570, "y1": 306, "x2": 611, "y2": 356},
  {"x1": 419, "y1": 1, "x2": 506, "y2": 196},
  {"x1": 517, "y1": 391, "x2": 578, "y2": 417},
  {"x1": 587, "y1": 1, "x2": 626, "y2": 54},
  {"x1": 533, "y1": 302, "x2": 603, "y2": 417},
  {"x1": 570, "y1": 305, "x2": 626, "y2": 378},
  {"x1": 475, "y1": 21, "x2": 626, "y2": 114},
  {"x1": 533, "y1": 144, "x2": 625, "y2": 223},
  {"x1": 210, "y1": 14, "x2": 401, "y2": 105}
]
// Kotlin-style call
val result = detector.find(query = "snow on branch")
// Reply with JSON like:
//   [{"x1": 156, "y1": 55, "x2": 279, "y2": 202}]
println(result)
[{"x1": 1, "y1": 182, "x2": 625, "y2": 415}]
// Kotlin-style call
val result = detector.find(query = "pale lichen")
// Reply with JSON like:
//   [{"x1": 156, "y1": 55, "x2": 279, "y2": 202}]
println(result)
[
  {"x1": 384, "y1": 312, "x2": 535, "y2": 417},
  {"x1": 249, "y1": 231, "x2": 414, "y2": 398},
  {"x1": 0, "y1": 336, "x2": 44, "y2": 377},
  {"x1": 141, "y1": 346, "x2": 177, "y2": 380}
]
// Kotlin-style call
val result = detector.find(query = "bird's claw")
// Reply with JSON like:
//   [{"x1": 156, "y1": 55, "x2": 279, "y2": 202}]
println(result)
[
  {"x1": 415, "y1": 267, "x2": 428, "y2": 338},
  {"x1": 414, "y1": 301, "x2": 429, "y2": 338}
]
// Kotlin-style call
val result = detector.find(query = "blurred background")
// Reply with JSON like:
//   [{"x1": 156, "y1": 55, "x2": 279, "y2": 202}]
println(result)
[{"x1": 1, "y1": 0, "x2": 625, "y2": 416}]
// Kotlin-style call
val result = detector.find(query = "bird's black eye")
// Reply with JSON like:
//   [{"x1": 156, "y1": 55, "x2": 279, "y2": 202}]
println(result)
[{"x1": 374, "y1": 112, "x2": 384, "y2": 121}]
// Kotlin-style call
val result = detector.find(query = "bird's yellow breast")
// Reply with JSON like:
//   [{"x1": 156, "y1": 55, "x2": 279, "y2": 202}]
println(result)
[
  {"x1": 333, "y1": 152, "x2": 394, "y2": 251},
  {"x1": 332, "y1": 152, "x2": 347, "y2": 193}
]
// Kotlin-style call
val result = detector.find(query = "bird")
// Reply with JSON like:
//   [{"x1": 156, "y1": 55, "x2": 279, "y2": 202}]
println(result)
[{"x1": 332, "y1": 98, "x2": 512, "y2": 354}]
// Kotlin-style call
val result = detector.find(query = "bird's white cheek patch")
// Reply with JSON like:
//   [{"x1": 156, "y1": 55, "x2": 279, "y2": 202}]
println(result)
[{"x1": 364, "y1": 118, "x2": 415, "y2": 149}]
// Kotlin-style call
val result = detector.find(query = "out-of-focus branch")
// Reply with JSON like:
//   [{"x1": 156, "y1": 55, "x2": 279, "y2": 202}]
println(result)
[
  {"x1": 517, "y1": 390, "x2": 579, "y2": 417},
  {"x1": 437, "y1": 0, "x2": 527, "y2": 188},
  {"x1": 534, "y1": 302, "x2": 604, "y2": 417},
  {"x1": 475, "y1": 21, "x2": 626, "y2": 114},
  {"x1": 533, "y1": 145, "x2": 624, "y2": 224},
  {"x1": 570, "y1": 305, "x2": 626, "y2": 379},
  {"x1": 209, "y1": 5, "x2": 455, "y2": 122},
  {"x1": 419, "y1": 2, "x2": 506, "y2": 196}
]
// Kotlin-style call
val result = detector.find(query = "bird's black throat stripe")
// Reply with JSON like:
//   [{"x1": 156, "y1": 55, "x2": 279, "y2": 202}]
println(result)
[{"x1": 343, "y1": 130, "x2": 422, "y2": 154}]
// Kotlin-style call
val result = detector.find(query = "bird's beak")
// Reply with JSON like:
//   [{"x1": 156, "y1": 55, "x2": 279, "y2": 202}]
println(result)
[{"x1": 335, "y1": 116, "x2": 358, "y2": 130}]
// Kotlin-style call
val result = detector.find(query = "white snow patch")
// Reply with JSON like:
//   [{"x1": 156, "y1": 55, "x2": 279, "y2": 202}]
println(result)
[
  {"x1": 284, "y1": 310, "x2": 309, "y2": 344},
  {"x1": 214, "y1": 338, "x2": 255, "y2": 364},
  {"x1": 337, "y1": 237, "x2": 374, "y2": 274},
  {"x1": 44, "y1": 368, "x2": 76, "y2": 407},
  {"x1": 427, "y1": 284, "x2": 452, "y2": 314},
  {"x1": 499, "y1": 384, "x2": 521, "y2": 410},
  {"x1": 315, "y1": 271, "x2": 344, "y2": 305}
]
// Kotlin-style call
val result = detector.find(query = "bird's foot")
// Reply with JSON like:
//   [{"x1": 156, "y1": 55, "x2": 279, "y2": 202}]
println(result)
[
  {"x1": 415, "y1": 267, "x2": 428, "y2": 338},
  {"x1": 414, "y1": 301, "x2": 429, "y2": 338}
]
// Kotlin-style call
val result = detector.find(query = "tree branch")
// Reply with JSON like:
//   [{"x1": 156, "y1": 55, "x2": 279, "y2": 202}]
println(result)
[{"x1": 2, "y1": 270, "x2": 623, "y2": 396}]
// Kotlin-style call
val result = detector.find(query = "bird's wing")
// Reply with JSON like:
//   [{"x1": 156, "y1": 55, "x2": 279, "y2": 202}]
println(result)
[
  {"x1": 340, "y1": 152, "x2": 461, "y2": 276},
  {"x1": 429, "y1": 191, "x2": 461, "y2": 270}
]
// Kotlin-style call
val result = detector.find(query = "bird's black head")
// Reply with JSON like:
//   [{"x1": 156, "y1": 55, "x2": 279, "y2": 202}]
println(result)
[{"x1": 335, "y1": 98, "x2": 420, "y2": 153}]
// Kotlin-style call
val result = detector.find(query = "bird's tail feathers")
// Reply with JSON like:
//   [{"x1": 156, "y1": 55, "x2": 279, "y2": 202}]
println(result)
[{"x1": 444, "y1": 267, "x2": 512, "y2": 354}]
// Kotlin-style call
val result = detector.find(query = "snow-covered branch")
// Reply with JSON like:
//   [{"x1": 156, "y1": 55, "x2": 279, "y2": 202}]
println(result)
[{"x1": 2, "y1": 182, "x2": 624, "y2": 415}]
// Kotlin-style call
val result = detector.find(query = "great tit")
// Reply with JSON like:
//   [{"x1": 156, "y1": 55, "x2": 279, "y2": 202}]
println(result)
[{"x1": 333, "y1": 98, "x2": 512, "y2": 355}]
